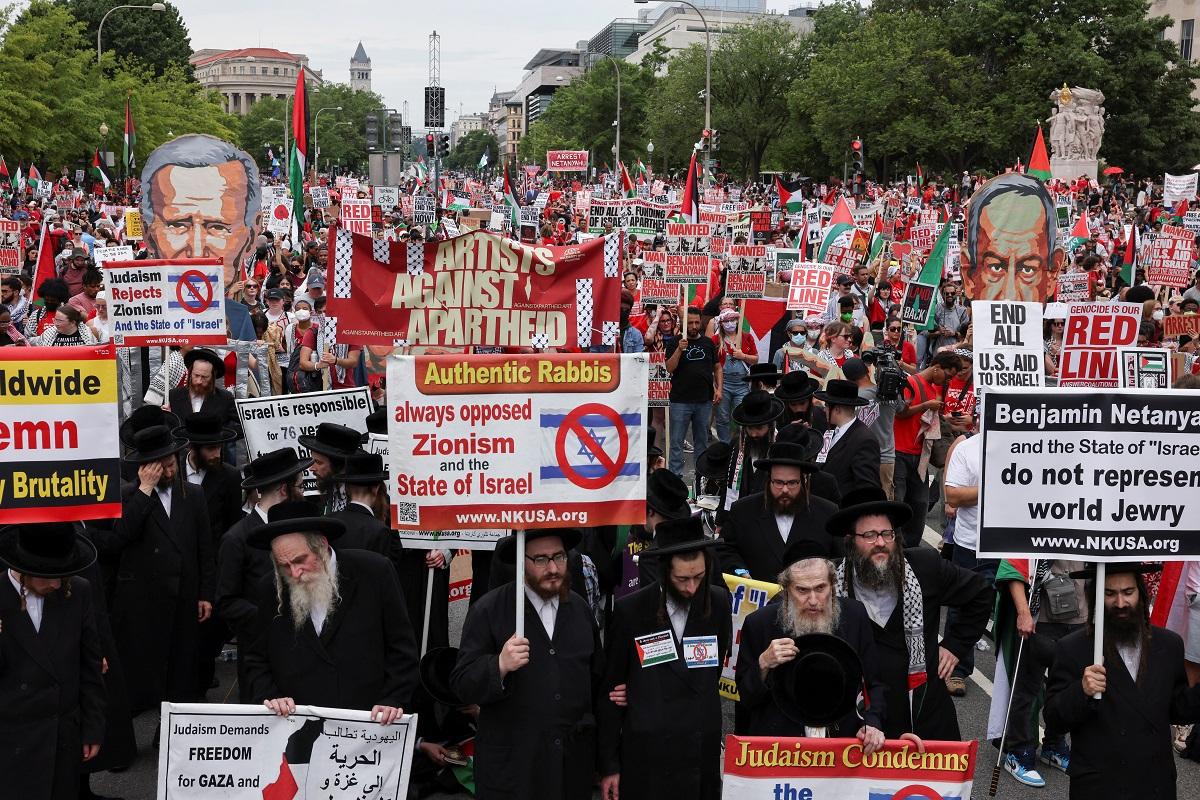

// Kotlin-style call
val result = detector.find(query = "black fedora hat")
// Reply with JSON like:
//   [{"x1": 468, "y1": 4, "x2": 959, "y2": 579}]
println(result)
[
  {"x1": 642, "y1": 516, "x2": 714, "y2": 558},
  {"x1": 332, "y1": 450, "x2": 387, "y2": 485},
  {"x1": 120, "y1": 405, "x2": 181, "y2": 447},
  {"x1": 731, "y1": 390, "x2": 785, "y2": 427},
  {"x1": 241, "y1": 447, "x2": 314, "y2": 490},
  {"x1": 420, "y1": 646, "x2": 463, "y2": 706},
  {"x1": 752, "y1": 441, "x2": 819, "y2": 473},
  {"x1": 772, "y1": 633, "x2": 864, "y2": 726},
  {"x1": 360, "y1": 408, "x2": 388, "y2": 443},
  {"x1": 248, "y1": 499, "x2": 346, "y2": 550},
  {"x1": 748, "y1": 363, "x2": 782, "y2": 385},
  {"x1": 124, "y1": 424, "x2": 188, "y2": 464},
  {"x1": 646, "y1": 469, "x2": 691, "y2": 520},
  {"x1": 696, "y1": 441, "x2": 732, "y2": 481},
  {"x1": 781, "y1": 537, "x2": 834, "y2": 568},
  {"x1": 1069, "y1": 562, "x2": 1163, "y2": 580},
  {"x1": 494, "y1": 528, "x2": 583, "y2": 565},
  {"x1": 298, "y1": 422, "x2": 363, "y2": 459},
  {"x1": 0, "y1": 522, "x2": 97, "y2": 578},
  {"x1": 173, "y1": 411, "x2": 239, "y2": 445},
  {"x1": 184, "y1": 348, "x2": 226, "y2": 379},
  {"x1": 774, "y1": 425, "x2": 824, "y2": 462},
  {"x1": 814, "y1": 379, "x2": 869, "y2": 408},
  {"x1": 775, "y1": 372, "x2": 819, "y2": 402},
  {"x1": 825, "y1": 486, "x2": 912, "y2": 538}
]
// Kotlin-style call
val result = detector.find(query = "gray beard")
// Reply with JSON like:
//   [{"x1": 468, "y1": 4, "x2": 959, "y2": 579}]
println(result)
[
  {"x1": 275, "y1": 557, "x2": 340, "y2": 632},
  {"x1": 851, "y1": 547, "x2": 903, "y2": 591},
  {"x1": 778, "y1": 594, "x2": 840, "y2": 637}
]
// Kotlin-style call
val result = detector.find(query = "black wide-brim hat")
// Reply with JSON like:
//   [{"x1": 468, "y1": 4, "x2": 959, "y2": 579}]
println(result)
[
  {"x1": 646, "y1": 469, "x2": 691, "y2": 520},
  {"x1": 184, "y1": 348, "x2": 226, "y2": 379},
  {"x1": 752, "y1": 441, "x2": 820, "y2": 473},
  {"x1": 494, "y1": 528, "x2": 583, "y2": 565},
  {"x1": 1069, "y1": 562, "x2": 1163, "y2": 580},
  {"x1": 332, "y1": 450, "x2": 388, "y2": 484},
  {"x1": 123, "y1": 424, "x2": 188, "y2": 464},
  {"x1": 748, "y1": 363, "x2": 783, "y2": 384},
  {"x1": 774, "y1": 425, "x2": 824, "y2": 462},
  {"x1": 772, "y1": 632, "x2": 864, "y2": 726},
  {"x1": 814, "y1": 378, "x2": 869, "y2": 408},
  {"x1": 120, "y1": 405, "x2": 181, "y2": 447},
  {"x1": 241, "y1": 447, "x2": 314, "y2": 489},
  {"x1": 731, "y1": 390, "x2": 785, "y2": 427},
  {"x1": 642, "y1": 515, "x2": 714, "y2": 558},
  {"x1": 298, "y1": 422, "x2": 363, "y2": 459},
  {"x1": 361, "y1": 408, "x2": 388, "y2": 443},
  {"x1": 825, "y1": 486, "x2": 912, "y2": 538},
  {"x1": 173, "y1": 411, "x2": 239, "y2": 445},
  {"x1": 775, "y1": 372, "x2": 819, "y2": 402},
  {"x1": 420, "y1": 646, "x2": 463, "y2": 706},
  {"x1": 0, "y1": 522, "x2": 97, "y2": 578},
  {"x1": 696, "y1": 441, "x2": 732, "y2": 481},
  {"x1": 248, "y1": 500, "x2": 345, "y2": 550}
]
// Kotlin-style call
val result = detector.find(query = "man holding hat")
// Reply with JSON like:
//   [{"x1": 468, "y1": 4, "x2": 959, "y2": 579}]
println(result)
[
  {"x1": 0, "y1": 523, "x2": 106, "y2": 800},
  {"x1": 724, "y1": 390, "x2": 785, "y2": 508},
  {"x1": 110, "y1": 425, "x2": 215, "y2": 710},
  {"x1": 167, "y1": 348, "x2": 237, "y2": 430},
  {"x1": 717, "y1": 441, "x2": 840, "y2": 582},
  {"x1": 814, "y1": 378, "x2": 882, "y2": 493},
  {"x1": 598, "y1": 517, "x2": 731, "y2": 800},
  {"x1": 245, "y1": 500, "x2": 418, "y2": 720},
  {"x1": 451, "y1": 528, "x2": 603, "y2": 800},
  {"x1": 1045, "y1": 563, "x2": 1200, "y2": 799},
  {"x1": 830, "y1": 487, "x2": 991, "y2": 740},
  {"x1": 297, "y1": 422, "x2": 363, "y2": 513},
  {"x1": 216, "y1": 447, "x2": 310, "y2": 702}
]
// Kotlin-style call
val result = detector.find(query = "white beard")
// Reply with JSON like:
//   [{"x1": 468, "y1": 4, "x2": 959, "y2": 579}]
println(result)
[
  {"x1": 275, "y1": 559, "x2": 340, "y2": 632},
  {"x1": 778, "y1": 595, "x2": 840, "y2": 637}
]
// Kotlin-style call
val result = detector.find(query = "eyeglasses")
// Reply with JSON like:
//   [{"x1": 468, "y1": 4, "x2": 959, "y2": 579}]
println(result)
[
  {"x1": 525, "y1": 552, "x2": 568, "y2": 567},
  {"x1": 770, "y1": 479, "x2": 803, "y2": 489},
  {"x1": 888, "y1": 327, "x2": 901, "y2": 333},
  {"x1": 854, "y1": 529, "x2": 898, "y2": 543}
]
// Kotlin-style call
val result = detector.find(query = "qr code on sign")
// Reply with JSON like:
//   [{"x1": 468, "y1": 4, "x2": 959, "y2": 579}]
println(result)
[{"x1": 395, "y1": 502, "x2": 419, "y2": 524}]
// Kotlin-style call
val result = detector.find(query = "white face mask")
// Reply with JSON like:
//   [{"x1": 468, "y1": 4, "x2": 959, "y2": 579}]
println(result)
[
  {"x1": 294, "y1": 309, "x2": 311, "y2": 322},
  {"x1": 1152, "y1": 309, "x2": 1165, "y2": 321},
  {"x1": 807, "y1": 330, "x2": 820, "y2": 340}
]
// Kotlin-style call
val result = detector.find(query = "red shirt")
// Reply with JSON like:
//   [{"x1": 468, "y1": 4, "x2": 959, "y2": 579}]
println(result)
[
  {"x1": 711, "y1": 332, "x2": 758, "y2": 367},
  {"x1": 943, "y1": 375, "x2": 976, "y2": 430},
  {"x1": 894, "y1": 373, "x2": 942, "y2": 455}
]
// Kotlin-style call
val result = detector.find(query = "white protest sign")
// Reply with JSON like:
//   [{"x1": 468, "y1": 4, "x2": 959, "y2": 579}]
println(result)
[
  {"x1": 93, "y1": 245, "x2": 134, "y2": 269},
  {"x1": 373, "y1": 185, "x2": 400, "y2": 210},
  {"x1": 386, "y1": 353, "x2": 647, "y2": 531},
  {"x1": 786, "y1": 262, "x2": 834, "y2": 316},
  {"x1": 412, "y1": 195, "x2": 436, "y2": 226},
  {"x1": 265, "y1": 197, "x2": 291, "y2": 236},
  {"x1": 341, "y1": 198, "x2": 372, "y2": 235},
  {"x1": 1119, "y1": 347, "x2": 1174, "y2": 390},
  {"x1": 157, "y1": 702, "x2": 416, "y2": 800},
  {"x1": 979, "y1": 388, "x2": 1200, "y2": 560},
  {"x1": 1164, "y1": 172, "x2": 1199, "y2": 205},
  {"x1": 1056, "y1": 271, "x2": 1091, "y2": 302},
  {"x1": 1058, "y1": 301, "x2": 1141, "y2": 387},
  {"x1": 971, "y1": 301, "x2": 1045, "y2": 395},
  {"x1": 0, "y1": 220, "x2": 20, "y2": 273},
  {"x1": 310, "y1": 185, "x2": 331, "y2": 209},
  {"x1": 103, "y1": 258, "x2": 226, "y2": 347}
]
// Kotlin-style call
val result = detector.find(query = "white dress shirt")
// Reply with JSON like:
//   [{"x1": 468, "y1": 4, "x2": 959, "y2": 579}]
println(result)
[
  {"x1": 1116, "y1": 641, "x2": 1142, "y2": 680},
  {"x1": 775, "y1": 513, "x2": 794, "y2": 543},
  {"x1": 156, "y1": 486, "x2": 172, "y2": 516},
  {"x1": 190, "y1": 393, "x2": 204, "y2": 413},
  {"x1": 185, "y1": 456, "x2": 206, "y2": 486},
  {"x1": 309, "y1": 549, "x2": 337, "y2": 635},
  {"x1": 828, "y1": 416, "x2": 855, "y2": 449},
  {"x1": 852, "y1": 576, "x2": 898, "y2": 628},
  {"x1": 666, "y1": 596, "x2": 689, "y2": 641},
  {"x1": 8, "y1": 570, "x2": 44, "y2": 633},
  {"x1": 524, "y1": 585, "x2": 559, "y2": 637}
]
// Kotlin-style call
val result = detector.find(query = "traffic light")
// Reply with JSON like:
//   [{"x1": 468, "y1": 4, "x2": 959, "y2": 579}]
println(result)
[
  {"x1": 425, "y1": 133, "x2": 435, "y2": 157},
  {"x1": 850, "y1": 137, "x2": 864, "y2": 174},
  {"x1": 387, "y1": 113, "x2": 404, "y2": 150},
  {"x1": 365, "y1": 113, "x2": 380, "y2": 150},
  {"x1": 700, "y1": 128, "x2": 711, "y2": 151},
  {"x1": 438, "y1": 134, "x2": 451, "y2": 159},
  {"x1": 711, "y1": 129, "x2": 721, "y2": 151}
]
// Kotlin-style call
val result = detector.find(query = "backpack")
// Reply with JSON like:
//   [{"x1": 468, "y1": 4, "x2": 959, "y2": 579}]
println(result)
[{"x1": 286, "y1": 336, "x2": 322, "y2": 393}]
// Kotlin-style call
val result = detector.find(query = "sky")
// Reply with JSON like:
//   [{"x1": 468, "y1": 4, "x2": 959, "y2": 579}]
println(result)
[{"x1": 172, "y1": 0, "x2": 802, "y2": 126}]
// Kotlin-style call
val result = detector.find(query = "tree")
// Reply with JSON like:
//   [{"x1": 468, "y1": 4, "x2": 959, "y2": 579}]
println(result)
[
  {"x1": 57, "y1": 0, "x2": 193, "y2": 77},
  {"x1": 307, "y1": 83, "x2": 384, "y2": 175},
  {"x1": 237, "y1": 96, "x2": 288, "y2": 174},
  {"x1": 444, "y1": 129, "x2": 498, "y2": 172}
]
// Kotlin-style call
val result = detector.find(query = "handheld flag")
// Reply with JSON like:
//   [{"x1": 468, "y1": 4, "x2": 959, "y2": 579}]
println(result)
[
  {"x1": 289, "y1": 71, "x2": 309, "y2": 224},
  {"x1": 816, "y1": 196, "x2": 855, "y2": 262},
  {"x1": 28, "y1": 164, "x2": 42, "y2": 190},
  {"x1": 679, "y1": 150, "x2": 701, "y2": 224},
  {"x1": 1067, "y1": 212, "x2": 1090, "y2": 253},
  {"x1": 89, "y1": 150, "x2": 112, "y2": 191},
  {"x1": 123, "y1": 97, "x2": 137, "y2": 175},
  {"x1": 502, "y1": 164, "x2": 521, "y2": 231},
  {"x1": 619, "y1": 161, "x2": 636, "y2": 198},
  {"x1": 900, "y1": 221, "x2": 950, "y2": 330},
  {"x1": 15, "y1": 166, "x2": 24, "y2": 192},
  {"x1": 0, "y1": 156, "x2": 8, "y2": 180},
  {"x1": 32, "y1": 219, "x2": 57, "y2": 296},
  {"x1": 1027, "y1": 125, "x2": 1052, "y2": 182},
  {"x1": 775, "y1": 175, "x2": 804, "y2": 213},
  {"x1": 916, "y1": 162, "x2": 924, "y2": 187},
  {"x1": 478, "y1": 150, "x2": 489, "y2": 169}
]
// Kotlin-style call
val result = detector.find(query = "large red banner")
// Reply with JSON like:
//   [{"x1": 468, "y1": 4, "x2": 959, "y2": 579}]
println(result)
[{"x1": 325, "y1": 227, "x2": 623, "y2": 348}]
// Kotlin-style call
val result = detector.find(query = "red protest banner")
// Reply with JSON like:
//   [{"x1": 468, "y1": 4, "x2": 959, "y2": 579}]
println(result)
[
  {"x1": 787, "y1": 262, "x2": 835, "y2": 315},
  {"x1": 546, "y1": 150, "x2": 589, "y2": 172},
  {"x1": 324, "y1": 227, "x2": 622, "y2": 348},
  {"x1": 1146, "y1": 224, "x2": 1195, "y2": 287},
  {"x1": 1058, "y1": 301, "x2": 1141, "y2": 387},
  {"x1": 1163, "y1": 313, "x2": 1200, "y2": 338}
]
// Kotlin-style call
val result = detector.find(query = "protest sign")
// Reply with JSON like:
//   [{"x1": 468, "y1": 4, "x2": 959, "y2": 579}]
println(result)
[
  {"x1": 1058, "y1": 301, "x2": 1141, "y2": 387},
  {"x1": 648, "y1": 349, "x2": 672, "y2": 408},
  {"x1": 385, "y1": 353, "x2": 647, "y2": 530},
  {"x1": 639, "y1": 276, "x2": 680, "y2": 307},
  {"x1": 1146, "y1": 223, "x2": 1195, "y2": 287},
  {"x1": 664, "y1": 254, "x2": 714, "y2": 285},
  {"x1": 123, "y1": 209, "x2": 144, "y2": 240},
  {"x1": 341, "y1": 198, "x2": 372, "y2": 235},
  {"x1": 722, "y1": 736, "x2": 977, "y2": 800},
  {"x1": 0, "y1": 219, "x2": 19, "y2": 273},
  {"x1": 546, "y1": 150, "x2": 588, "y2": 172},
  {"x1": 723, "y1": 244, "x2": 770, "y2": 299},
  {"x1": 265, "y1": 197, "x2": 291, "y2": 236},
  {"x1": 1185, "y1": 209, "x2": 1200, "y2": 233},
  {"x1": 0, "y1": 344, "x2": 120, "y2": 523},
  {"x1": 772, "y1": 248, "x2": 802, "y2": 281},
  {"x1": 979, "y1": 387, "x2": 1200, "y2": 560},
  {"x1": 587, "y1": 198, "x2": 676, "y2": 235},
  {"x1": 1164, "y1": 172, "x2": 1199, "y2": 205},
  {"x1": 1056, "y1": 271, "x2": 1091, "y2": 302},
  {"x1": 899, "y1": 281, "x2": 937, "y2": 327},
  {"x1": 1164, "y1": 314, "x2": 1200, "y2": 338},
  {"x1": 972, "y1": 301, "x2": 1045, "y2": 393},
  {"x1": 310, "y1": 185, "x2": 331, "y2": 209},
  {"x1": 103, "y1": 259, "x2": 226, "y2": 347},
  {"x1": 410, "y1": 195, "x2": 435, "y2": 226},
  {"x1": 1120, "y1": 347, "x2": 1174, "y2": 389},
  {"x1": 373, "y1": 185, "x2": 400, "y2": 211},
  {"x1": 519, "y1": 206, "x2": 541, "y2": 228},
  {"x1": 720, "y1": 573, "x2": 780, "y2": 701},
  {"x1": 786, "y1": 262, "x2": 834, "y2": 316},
  {"x1": 92, "y1": 245, "x2": 134, "y2": 269},
  {"x1": 910, "y1": 223, "x2": 938, "y2": 253},
  {"x1": 157, "y1": 703, "x2": 416, "y2": 800},
  {"x1": 665, "y1": 222, "x2": 711, "y2": 254}
]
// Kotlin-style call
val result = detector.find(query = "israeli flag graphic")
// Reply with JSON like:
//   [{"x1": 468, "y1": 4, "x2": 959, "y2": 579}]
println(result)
[{"x1": 539, "y1": 408, "x2": 643, "y2": 484}]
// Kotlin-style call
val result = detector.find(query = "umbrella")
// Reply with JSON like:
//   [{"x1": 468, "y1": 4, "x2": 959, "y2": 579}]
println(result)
[{"x1": 1102, "y1": 166, "x2": 1124, "y2": 175}]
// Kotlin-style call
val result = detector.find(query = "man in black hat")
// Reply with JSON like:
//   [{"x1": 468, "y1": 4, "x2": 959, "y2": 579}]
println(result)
[
  {"x1": 775, "y1": 371, "x2": 828, "y2": 434},
  {"x1": 747, "y1": 363, "x2": 782, "y2": 394},
  {"x1": 0, "y1": 523, "x2": 105, "y2": 800},
  {"x1": 830, "y1": 487, "x2": 991, "y2": 740},
  {"x1": 724, "y1": 390, "x2": 784, "y2": 508},
  {"x1": 297, "y1": 422, "x2": 363, "y2": 513},
  {"x1": 814, "y1": 378, "x2": 882, "y2": 493},
  {"x1": 716, "y1": 441, "x2": 840, "y2": 581},
  {"x1": 167, "y1": 348, "x2": 237, "y2": 430},
  {"x1": 598, "y1": 517, "x2": 731, "y2": 800},
  {"x1": 1045, "y1": 563, "x2": 1200, "y2": 800},
  {"x1": 216, "y1": 447, "x2": 310, "y2": 702},
  {"x1": 451, "y1": 528, "x2": 603, "y2": 800},
  {"x1": 109, "y1": 425, "x2": 215, "y2": 710},
  {"x1": 736, "y1": 548, "x2": 886, "y2": 745},
  {"x1": 245, "y1": 500, "x2": 418, "y2": 719}
]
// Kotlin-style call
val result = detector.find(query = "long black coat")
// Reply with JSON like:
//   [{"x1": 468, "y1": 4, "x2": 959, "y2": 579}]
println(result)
[
  {"x1": 450, "y1": 581, "x2": 603, "y2": 800},
  {"x1": 329, "y1": 503, "x2": 404, "y2": 574},
  {"x1": 105, "y1": 481, "x2": 214, "y2": 709},
  {"x1": 215, "y1": 509, "x2": 272, "y2": 702},
  {"x1": 0, "y1": 576, "x2": 105, "y2": 800},
  {"x1": 716, "y1": 492, "x2": 841, "y2": 582},
  {"x1": 1045, "y1": 626, "x2": 1200, "y2": 800},
  {"x1": 597, "y1": 581, "x2": 732, "y2": 800},
  {"x1": 736, "y1": 596, "x2": 886, "y2": 737},
  {"x1": 244, "y1": 548, "x2": 419, "y2": 711},
  {"x1": 168, "y1": 385, "x2": 238, "y2": 428},
  {"x1": 840, "y1": 546, "x2": 992, "y2": 739},
  {"x1": 820, "y1": 419, "x2": 882, "y2": 493},
  {"x1": 194, "y1": 461, "x2": 244, "y2": 544}
]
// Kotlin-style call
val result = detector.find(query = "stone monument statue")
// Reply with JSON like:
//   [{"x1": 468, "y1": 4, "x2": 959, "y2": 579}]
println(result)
[{"x1": 1048, "y1": 84, "x2": 1104, "y2": 181}]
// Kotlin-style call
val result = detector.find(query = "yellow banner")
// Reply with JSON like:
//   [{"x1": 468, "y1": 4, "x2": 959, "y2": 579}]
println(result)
[{"x1": 721, "y1": 572, "x2": 782, "y2": 701}]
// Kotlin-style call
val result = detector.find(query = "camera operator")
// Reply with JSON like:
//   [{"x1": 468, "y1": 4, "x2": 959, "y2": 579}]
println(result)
[{"x1": 845, "y1": 353, "x2": 905, "y2": 499}]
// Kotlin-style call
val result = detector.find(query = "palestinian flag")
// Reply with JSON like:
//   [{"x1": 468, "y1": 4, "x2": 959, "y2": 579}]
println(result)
[
  {"x1": 1174, "y1": 199, "x2": 1190, "y2": 221},
  {"x1": 261, "y1": 718, "x2": 323, "y2": 800},
  {"x1": 901, "y1": 221, "x2": 950, "y2": 330},
  {"x1": 478, "y1": 150, "x2": 489, "y2": 169},
  {"x1": 867, "y1": 213, "x2": 886, "y2": 262},
  {"x1": 502, "y1": 163, "x2": 521, "y2": 231},
  {"x1": 1118, "y1": 223, "x2": 1137, "y2": 285},
  {"x1": 15, "y1": 166, "x2": 23, "y2": 192},
  {"x1": 1027, "y1": 125, "x2": 1052, "y2": 182},
  {"x1": 916, "y1": 162, "x2": 924, "y2": 187},
  {"x1": 742, "y1": 296, "x2": 788, "y2": 362},
  {"x1": 289, "y1": 70, "x2": 309, "y2": 227},
  {"x1": 678, "y1": 150, "x2": 701, "y2": 224},
  {"x1": 28, "y1": 164, "x2": 42, "y2": 190},
  {"x1": 776, "y1": 175, "x2": 804, "y2": 213},
  {"x1": 684, "y1": 257, "x2": 722, "y2": 310},
  {"x1": 32, "y1": 219, "x2": 57, "y2": 297},
  {"x1": 1067, "y1": 212, "x2": 1090, "y2": 253},
  {"x1": 987, "y1": 559, "x2": 1036, "y2": 741},
  {"x1": 89, "y1": 150, "x2": 112, "y2": 191},
  {"x1": 816, "y1": 196, "x2": 855, "y2": 262},
  {"x1": 0, "y1": 156, "x2": 8, "y2": 181},
  {"x1": 443, "y1": 190, "x2": 469, "y2": 213},
  {"x1": 123, "y1": 97, "x2": 137, "y2": 175},
  {"x1": 1151, "y1": 562, "x2": 1188, "y2": 636},
  {"x1": 619, "y1": 161, "x2": 636, "y2": 198}
]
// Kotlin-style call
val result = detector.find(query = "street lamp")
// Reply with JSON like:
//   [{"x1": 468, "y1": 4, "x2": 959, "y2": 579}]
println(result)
[
  {"x1": 312, "y1": 106, "x2": 343, "y2": 172},
  {"x1": 634, "y1": 0, "x2": 710, "y2": 187},
  {"x1": 647, "y1": 140, "x2": 655, "y2": 173},
  {"x1": 97, "y1": 3, "x2": 166, "y2": 64}
]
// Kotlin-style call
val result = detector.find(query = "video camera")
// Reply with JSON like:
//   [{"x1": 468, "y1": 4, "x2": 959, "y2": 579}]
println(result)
[{"x1": 860, "y1": 344, "x2": 908, "y2": 402}]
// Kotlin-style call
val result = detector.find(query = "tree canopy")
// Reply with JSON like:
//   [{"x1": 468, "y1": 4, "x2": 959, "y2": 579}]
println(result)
[
  {"x1": 444, "y1": 129, "x2": 499, "y2": 172},
  {"x1": 55, "y1": 0, "x2": 194, "y2": 77}
]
